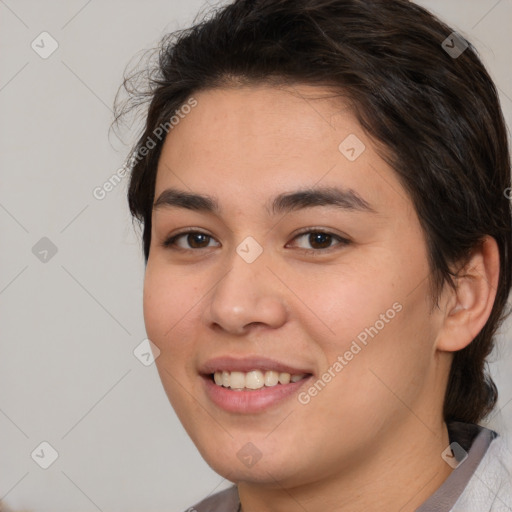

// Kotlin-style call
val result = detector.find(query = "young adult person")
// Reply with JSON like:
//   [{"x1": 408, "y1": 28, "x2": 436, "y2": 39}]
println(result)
[{"x1": 116, "y1": 1, "x2": 512, "y2": 510}]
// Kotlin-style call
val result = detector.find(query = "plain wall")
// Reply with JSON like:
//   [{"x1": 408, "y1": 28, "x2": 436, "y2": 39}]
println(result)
[{"x1": 1, "y1": 0, "x2": 511, "y2": 510}]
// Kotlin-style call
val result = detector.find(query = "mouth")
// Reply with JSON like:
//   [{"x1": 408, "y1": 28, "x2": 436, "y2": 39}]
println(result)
[
  {"x1": 199, "y1": 357, "x2": 314, "y2": 413},
  {"x1": 199, "y1": 356, "x2": 314, "y2": 413},
  {"x1": 209, "y1": 369, "x2": 311, "y2": 390}
]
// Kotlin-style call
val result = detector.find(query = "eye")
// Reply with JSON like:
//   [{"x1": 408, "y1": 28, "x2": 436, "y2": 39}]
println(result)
[
  {"x1": 161, "y1": 228, "x2": 350, "y2": 253},
  {"x1": 162, "y1": 230, "x2": 220, "y2": 250},
  {"x1": 288, "y1": 229, "x2": 350, "y2": 253}
]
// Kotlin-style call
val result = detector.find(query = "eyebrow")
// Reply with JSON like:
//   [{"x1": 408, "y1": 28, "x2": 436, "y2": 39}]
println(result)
[{"x1": 153, "y1": 186, "x2": 376, "y2": 215}]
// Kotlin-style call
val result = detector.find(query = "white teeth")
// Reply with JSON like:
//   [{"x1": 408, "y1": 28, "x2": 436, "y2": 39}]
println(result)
[
  {"x1": 264, "y1": 371, "x2": 279, "y2": 387},
  {"x1": 245, "y1": 370, "x2": 265, "y2": 389},
  {"x1": 229, "y1": 371, "x2": 246, "y2": 389},
  {"x1": 212, "y1": 370, "x2": 307, "y2": 389},
  {"x1": 278, "y1": 372, "x2": 291, "y2": 384}
]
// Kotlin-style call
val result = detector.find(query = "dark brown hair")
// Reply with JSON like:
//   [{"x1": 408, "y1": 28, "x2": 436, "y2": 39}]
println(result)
[{"x1": 115, "y1": 0, "x2": 512, "y2": 425}]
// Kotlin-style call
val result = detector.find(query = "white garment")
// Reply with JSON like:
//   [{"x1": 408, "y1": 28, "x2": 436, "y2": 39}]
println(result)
[{"x1": 450, "y1": 435, "x2": 512, "y2": 512}]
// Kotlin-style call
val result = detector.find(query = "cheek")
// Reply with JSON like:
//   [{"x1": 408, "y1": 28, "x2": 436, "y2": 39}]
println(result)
[
  {"x1": 291, "y1": 259, "x2": 401, "y2": 353},
  {"x1": 143, "y1": 266, "x2": 201, "y2": 386},
  {"x1": 315, "y1": 287, "x2": 434, "y2": 431},
  {"x1": 143, "y1": 265, "x2": 201, "y2": 411},
  {"x1": 295, "y1": 251, "x2": 435, "y2": 407},
  {"x1": 144, "y1": 262, "x2": 190, "y2": 331}
]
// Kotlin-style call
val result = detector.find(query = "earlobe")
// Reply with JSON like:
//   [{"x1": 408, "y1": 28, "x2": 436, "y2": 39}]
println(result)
[{"x1": 436, "y1": 236, "x2": 500, "y2": 353}]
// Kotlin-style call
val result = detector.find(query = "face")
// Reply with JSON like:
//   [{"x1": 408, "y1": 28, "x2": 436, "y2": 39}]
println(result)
[{"x1": 143, "y1": 84, "x2": 447, "y2": 486}]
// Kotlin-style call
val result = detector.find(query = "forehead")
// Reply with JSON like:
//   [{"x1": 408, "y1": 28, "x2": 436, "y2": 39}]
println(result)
[
  {"x1": 154, "y1": 84, "x2": 412, "y2": 218},
  {"x1": 158, "y1": 84, "x2": 353, "y2": 168}
]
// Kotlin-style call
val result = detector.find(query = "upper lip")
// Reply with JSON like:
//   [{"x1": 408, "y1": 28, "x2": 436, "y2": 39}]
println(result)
[{"x1": 199, "y1": 356, "x2": 314, "y2": 376}]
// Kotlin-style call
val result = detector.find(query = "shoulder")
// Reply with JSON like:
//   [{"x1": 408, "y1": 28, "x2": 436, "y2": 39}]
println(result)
[
  {"x1": 183, "y1": 485, "x2": 240, "y2": 512},
  {"x1": 451, "y1": 434, "x2": 512, "y2": 511}
]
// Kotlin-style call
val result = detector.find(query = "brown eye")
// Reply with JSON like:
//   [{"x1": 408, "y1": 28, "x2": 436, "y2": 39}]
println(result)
[
  {"x1": 162, "y1": 231, "x2": 220, "y2": 250},
  {"x1": 289, "y1": 230, "x2": 350, "y2": 253},
  {"x1": 186, "y1": 233, "x2": 211, "y2": 248},
  {"x1": 307, "y1": 232, "x2": 333, "y2": 249}
]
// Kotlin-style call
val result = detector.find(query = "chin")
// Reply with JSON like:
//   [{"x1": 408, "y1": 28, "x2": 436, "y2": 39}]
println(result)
[{"x1": 192, "y1": 434, "x2": 308, "y2": 486}]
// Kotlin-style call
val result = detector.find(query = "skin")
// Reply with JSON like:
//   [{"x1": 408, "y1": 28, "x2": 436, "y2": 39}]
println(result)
[{"x1": 143, "y1": 84, "x2": 500, "y2": 511}]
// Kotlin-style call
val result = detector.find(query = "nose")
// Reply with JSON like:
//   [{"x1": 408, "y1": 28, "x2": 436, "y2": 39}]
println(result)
[{"x1": 203, "y1": 246, "x2": 288, "y2": 335}]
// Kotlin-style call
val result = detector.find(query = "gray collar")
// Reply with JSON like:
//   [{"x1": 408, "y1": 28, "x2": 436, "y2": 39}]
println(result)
[{"x1": 416, "y1": 421, "x2": 496, "y2": 511}]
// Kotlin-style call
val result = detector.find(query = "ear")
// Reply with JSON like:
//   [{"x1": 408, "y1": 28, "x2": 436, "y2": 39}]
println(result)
[{"x1": 435, "y1": 236, "x2": 500, "y2": 353}]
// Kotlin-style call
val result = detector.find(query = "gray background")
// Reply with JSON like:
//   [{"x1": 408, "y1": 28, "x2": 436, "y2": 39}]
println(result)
[{"x1": 0, "y1": 0, "x2": 511, "y2": 510}]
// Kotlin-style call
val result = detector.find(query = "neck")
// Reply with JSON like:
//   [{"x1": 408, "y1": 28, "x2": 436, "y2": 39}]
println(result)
[{"x1": 237, "y1": 418, "x2": 453, "y2": 512}]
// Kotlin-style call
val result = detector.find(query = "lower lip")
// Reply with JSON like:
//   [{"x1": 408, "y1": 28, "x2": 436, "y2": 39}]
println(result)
[{"x1": 202, "y1": 375, "x2": 312, "y2": 413}]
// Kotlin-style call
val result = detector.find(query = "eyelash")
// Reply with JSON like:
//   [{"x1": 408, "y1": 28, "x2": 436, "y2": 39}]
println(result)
[{"x1": 161, "y1": 228, "x2": 351, "y2": 255}]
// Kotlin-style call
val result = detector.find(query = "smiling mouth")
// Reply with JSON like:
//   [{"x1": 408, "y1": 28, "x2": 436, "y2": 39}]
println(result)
[{"x1": 210, "y1": 370, "x2": 312, "y2": 391}]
